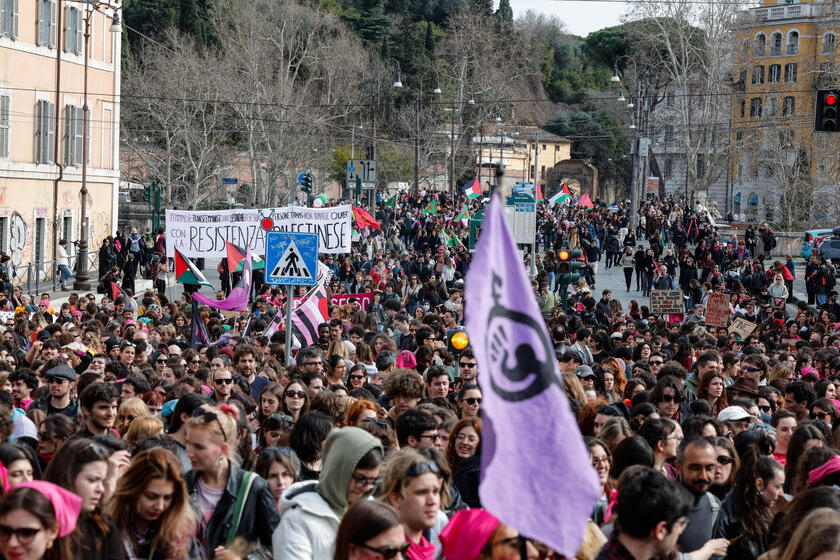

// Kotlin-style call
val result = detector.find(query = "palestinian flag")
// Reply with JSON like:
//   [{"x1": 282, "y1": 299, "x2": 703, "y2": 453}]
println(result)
[
  {"x1": 384, "y1": 194, "x2": 397, "y2": 207},
  {"x1": 422, "y1": 198, "x2": 438, "y2": 215},
  {"x1": 352, "y1": 206, "x2": 381, "y2": 230},
  {"x1": 536, "y1": 183, "x2": 543, "y2": 201},
  {"x1": 463, "y1": 178, "x2": 481, "y2": 200},
  {"x1": 453, "y1": 203, "x2": 470, "y2": 222},
  {"x1": 549, "y1": 182, "x2": 572, "y2": 206},
  {"x1": 111, "y1": 282, "x2": 130, "y2": 302},
  {"x1": 576, "y1": 193, "x2": 594, "y2": 209},
  {"x1": 226, "y1": 241, "x2": 265, "y2": 272},
  {"x1": 175, "y1": 249, "x2": 213, "y2": 288}
]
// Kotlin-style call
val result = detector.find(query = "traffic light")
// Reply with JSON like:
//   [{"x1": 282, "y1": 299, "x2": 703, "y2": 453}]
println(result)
[
  {"x1": 446, "y1": 329, "x2": 470, "y2": 355},
  {"x1": 299, "y1": 172, "x2": 313, "y2": 194},
  {"x1": 815, "y1": 90, "x2": 840, "y2": 132},
  {"x1": 355, "y1": 175, "x2": 363, "y2": 198},
  {"x1": 556, "y1": 247, "x2": 583, "y2": 312},
  {"x1": 143, "y1": 183, "x2": 153, "y2": 204}
]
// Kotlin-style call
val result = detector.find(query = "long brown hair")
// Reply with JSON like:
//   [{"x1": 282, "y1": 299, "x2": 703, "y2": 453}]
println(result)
[
  {"x1": 446, "y1": 417, "x2": 482, "y2": 472},
  {"x1": 696, "y1": 371, "x2": 729, "y2": 415},
  {"x1": 0, "y1": 487, "x2": 72, "y2": 560},
  {"x1": 108, "y1": 448, "x2": 197, "y2": 558},
  {"x1": 333, "y1": 500, "x2": 402, "y2": 560}
]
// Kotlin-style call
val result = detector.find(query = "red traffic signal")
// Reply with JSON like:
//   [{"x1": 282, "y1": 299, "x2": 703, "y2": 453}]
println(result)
[
  {"x1": 559, "y1": 249, "x2": 570, "y2": 261},
  {"x1": 827, "y1": 94, "x2": 837, "y2": 106},
  {"x1": 816, "y1": 90, "x2": 840, "y2": 132}
]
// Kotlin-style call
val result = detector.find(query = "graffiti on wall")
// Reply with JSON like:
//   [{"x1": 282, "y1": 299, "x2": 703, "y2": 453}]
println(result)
[{"x1": 8, "y1": 212, "x2": 26, "y2": 265}]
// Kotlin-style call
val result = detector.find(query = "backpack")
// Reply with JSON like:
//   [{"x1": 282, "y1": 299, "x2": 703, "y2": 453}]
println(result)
[
  {"x1": 129, "y1": 236, "x2": 140, "y2": 253},
  {"x1": 144, "y1": 235, "x2": 154, "y2": 249},
  {"x1": 825, "y1": 266, "x2": 837, "y2": 291}
]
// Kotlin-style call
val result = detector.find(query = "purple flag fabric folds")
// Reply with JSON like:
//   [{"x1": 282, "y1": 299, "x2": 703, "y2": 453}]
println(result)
[
  {"x1": 464, "y1": 196, "x2": 600, "y2": 557},
  {"x1": 192, "y1": 247, "x2": 254, "y2": 312}
]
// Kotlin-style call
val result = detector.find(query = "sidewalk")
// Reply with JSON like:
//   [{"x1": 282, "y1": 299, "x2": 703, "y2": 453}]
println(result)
[{"x1": 32, "y1": 273, "x2": 176, "y2": 308}]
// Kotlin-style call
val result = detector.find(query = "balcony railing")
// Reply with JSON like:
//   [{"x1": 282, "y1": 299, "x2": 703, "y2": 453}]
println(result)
[{"x1": 754, "y1": 3, "x2": 810, "y2": 21}]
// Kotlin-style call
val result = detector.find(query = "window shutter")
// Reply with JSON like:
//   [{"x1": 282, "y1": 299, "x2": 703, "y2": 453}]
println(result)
[
  {"x1": 48, "y1": 0, "x2": 55, "y2": 48},
  {"x1": 75, "y1": 107, "x2": 84, "y2": 166},
  {"x1": 36, "y1": 0, "x2": 44, "y2": 45},
  {"x1": 74, "y1": 8, "x2": 81, "y2": 55},
  {"x1": 63, "y1": 104, "x2": 72, "y2": 164},
  {"x1": 34, "y1": 101, "x2": 42, "y2": 163},
  {"x1": 10, "y1": 0, "x2": 15, "y2": 38},
  {"x1": 47, "y1": 102, "x2": 55, "y2": 163},
  {"x1": 63, "y1": 5, "x2": 70, "y2": 52},
  {"x1": 0, "y1": 96, "x2": 9, "y2": 158},
  {"x1": 1, "y1": 0, "x2": 6, "y2": 37}
]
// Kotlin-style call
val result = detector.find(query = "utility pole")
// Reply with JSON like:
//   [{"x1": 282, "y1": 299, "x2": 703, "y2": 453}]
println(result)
[
  {"x1": 449, "y1": 97, "x2": 456, "y2": 197},
  {"x1": 532, "y1": 130, "x2": 540, "y2": 279},
  {"x1": 629, "y1": 80, "x2": 642, "y2": 234},
  {"x1": 372, "y1": 106, "x2": 377, "y2": 216},
  {"x1": 414, "y1": 94, "x2": 420, "y2": 195}
]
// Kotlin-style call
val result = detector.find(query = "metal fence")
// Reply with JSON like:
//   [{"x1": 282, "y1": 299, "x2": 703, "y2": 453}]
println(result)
[{"x1": 13, "y1": 252, "x2": 99, "y2": 297}]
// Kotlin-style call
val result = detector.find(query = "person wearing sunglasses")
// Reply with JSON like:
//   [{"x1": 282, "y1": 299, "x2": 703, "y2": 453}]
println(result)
[
  {"x1": 440, "y1": 508, "x2": 541, "y2": 560},
  {"x1": 281, "y1": 378, "x2": 310, "y2": 425},
  {"x1": 0, "y1": 482, "x2": 81, "y2": 560},
  {"x1": 334, "y1": 500, "x2": 408, "y2": 560},
  {"x1": 379, "y1": 450, "x2": 448, "y2": 560},
  {"x1": 457, "y1": 384, "x2": 482, "y2": 419},
  {"x1": 184, "y1": 405, "x2": 280, "y2": 557},
  {"x1": 273, "y1": 427, "x2": 384, "y2": 559},
  {"x1": 809, "y1": 398, "x2": 840, "y2": 430},
  {"x1": 710, "y1": 437, "x2": 738, "y2": 500},
  {"x1": 210, "y1": 369, "x2": 235, "y2": 405}
]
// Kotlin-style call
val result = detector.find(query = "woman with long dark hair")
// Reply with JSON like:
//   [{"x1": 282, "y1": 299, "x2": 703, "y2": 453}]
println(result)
[
  {"x1": 333, "y1": 499, "x2": 406, "y2": 560},
  {"x1": 713, "y1": 447, "x2": 785, "y2": 559},
  {"x1": 0, "y1": 482, "x2": 81, "y2": 560},
  {"x1": 43, "y1": 438, "x2": 124, "y2": 559},
  {"x1": 108, "y1": 448, "x2": 199, "y2": 559},
  {"x1": 697, "y1": 371, "x2": 729, "y2": 416}
]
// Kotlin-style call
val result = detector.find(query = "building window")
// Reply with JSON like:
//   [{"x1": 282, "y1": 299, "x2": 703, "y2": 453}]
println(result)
[
  {"x1": 824, "y1": 32, "x2": 837, "y2": 54},
  {"x1": 62, "y1": 215, "x2": 72, "y2": 247},
  {"x1": 664, "y1": 158, "x2": 672, "y2": 178},
  {"x1": 63, "y1": 105, "x2": 88, "y2": 166},
  {"x1": 0, "y1": 0, "x2": 19, "y2": 38},
  {"x1": 768, "y1": 64, "x2": 781, "y2": 83},
  {"x1": 0, "y1": 94, "x2": 8, "y2": 159},
  {"x1": 35, "y1": 100, "x2": 55, "y2": 164},
  {"x1": 36, "y1": 0, "x2": 55, "y2": 48},
  {"x1": 770, "y1": 32, "x2": 783, "y2": 56},
  {"x1": 752, "y1": 65, "x2": 765, "y2": 84},
  {"x1": 786, "y1": 31, "x2": 799, "y2": 55},
  {"x1": 554, "y1": 145, "x2": 559, "y2": 151},
  {"x1": 768, "y1": 94, "x2": 778, "y2": 117},
  {"x1": 782, "y1": 96, "x2": 795, "y2": 116},
  {"x1": 784, "y1": 63, "x2": 797, "y2": 82},
  {"x1": 779, "y1": 129, "x2": 794, "y2": 148},
  {"x1": 34, "y1": 218, "x2": 45, "y2": 265},
  {"x1": 750, "y1": 97, "x2": 763, "y2": 118},
  {"x1": 742, "y1": 39, "x2": 749, "y2": 56},
  {"x1": 754, "y1": 33, "x2": 766, "y2": 56},
  {"x1": 740, "y1": 99, "x2": 746, "y2": 118},
  {"x1": 63, "y1": 6, "x2": 82, "y2": 54},
  {"x1": 736, "y1": 131, "x2": 743, "y2": 145}
]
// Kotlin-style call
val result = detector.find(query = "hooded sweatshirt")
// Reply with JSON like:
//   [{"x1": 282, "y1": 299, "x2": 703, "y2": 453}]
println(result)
[{"x1": 272, "y1": 427, "x2": 383, "y2": 559}]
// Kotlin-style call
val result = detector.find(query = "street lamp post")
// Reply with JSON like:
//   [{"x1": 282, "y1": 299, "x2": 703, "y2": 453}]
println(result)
[
  {"x1": 611, "y1": 56, "x2": 645, "y2": 234},
  {"x1": 75, "y1": 0, "x2": 121, "y2": 291}
]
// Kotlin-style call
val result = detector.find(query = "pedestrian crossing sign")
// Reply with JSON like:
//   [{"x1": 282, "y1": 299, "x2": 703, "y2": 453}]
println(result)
[{"x1": 265, "y1": 231, "x2": 319, "y2": 286}]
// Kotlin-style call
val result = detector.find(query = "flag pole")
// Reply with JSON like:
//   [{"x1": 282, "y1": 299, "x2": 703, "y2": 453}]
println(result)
[{"x1": 284, "y1": 284, "x2": 293, "y2": 366}]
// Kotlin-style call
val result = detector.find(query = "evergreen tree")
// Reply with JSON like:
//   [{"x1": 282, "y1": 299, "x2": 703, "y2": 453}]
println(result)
[
  {"x1": 424, "y1": 21, "x2": 435, "y2": 58},
  {"x1": 470, "y1": 0, "x2": 493, "y2": 16},
  {"x1": 495, "y1": 0, "x2": 513, "y2": 23}
]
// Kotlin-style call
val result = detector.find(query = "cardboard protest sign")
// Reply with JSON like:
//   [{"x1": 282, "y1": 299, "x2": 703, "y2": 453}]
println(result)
[
  {"x1": 705, "y1": 293, "x2": 730, "y2": 328},
  {"x1": 650, "y1": 290, "x2": 684, "y2": 315},
  {"x1": 728, "y1": 317, "x2": 757, "y2": 339}
]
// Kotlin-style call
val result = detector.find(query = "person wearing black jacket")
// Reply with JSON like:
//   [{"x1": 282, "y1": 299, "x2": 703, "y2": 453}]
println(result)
[
  {"x1": 97, "y1": 237, "x2": 117, "y2": 280},
  {"x1": 634, "y1": 246, "x2": 646, "y2": 291}
]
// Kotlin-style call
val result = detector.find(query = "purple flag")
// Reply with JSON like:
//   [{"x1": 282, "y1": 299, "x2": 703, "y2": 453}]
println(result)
[
  {"x1": 192, "y1": 247, "x2": 253, "y2": 312},
  {"x1": 189, "y1": 300, "x2": 211, "y2": 349},
  {"x1": 464, "y1": 196, "x2": 600, "y2": 557}
]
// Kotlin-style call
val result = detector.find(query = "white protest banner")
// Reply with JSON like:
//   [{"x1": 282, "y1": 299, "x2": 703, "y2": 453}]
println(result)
[{"x1": 165, "y1": 205, "x2": 352, "y2": 258}]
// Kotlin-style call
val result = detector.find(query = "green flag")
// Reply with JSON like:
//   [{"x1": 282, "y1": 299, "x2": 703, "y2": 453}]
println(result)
[
  {"x1": 422, "y1": 198, "x2": 438, "y2": 215},
  {"x1": 384, "y1": 194, "x2": 397, "y2": 207},
  {"x1": 453, "y1": 203, "x2": 470, "y2": 221}
]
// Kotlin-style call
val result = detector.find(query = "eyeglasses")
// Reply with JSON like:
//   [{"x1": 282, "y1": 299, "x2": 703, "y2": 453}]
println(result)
[
  {"x1": 459, "y1": 362, "x2": 477, "y2": 368},
  {"x1": 348, "y1": 374, "x2": 365, "y2": 381},
  {"x1": 46, "y1": 377, "x2": 67, "y2": 385},
  {"x1": 286, "y1": 390, "x2": 307, "y2": 399},
  {"x1": 812, "y1": 411, "x2": 833, "y2": 421},
  {"x1": 356, "y1": 542, "x2": 411, "y2": 559},
  {"x1": 214, "y1": 378, "x2": 233, "y2": 385},
  {"x1": 463, "y1": 397, "x2": 482, "y2": 405},
  {"x1": 156, "y1": 358, "x2": 168, "y2": 364},
  {"x1": 455, "y1": 433, "x2": 479, "y2": 444},
  {"x1": 659, "y1": 394, "x2": 682, "y2": 403},
  {"x1": 190, "y1": 359, "x2": 201, "y2": 364},
  {"x1": 742, "y1": 365, "x2": 761, "y2": 373},
  {"x1": 192, "y1": 410, "x2": 227, "y2": 442},
  {"x1": 268, "y1": 413, "x2": 294, "y2": 423},
  {"x1": 716, "y1": 455, "x2": 734, "y2": 465},
  {"x1": 0, "y1": 525, "x2": 42, "y2": 544},
  {"x1": 418, "y1": 432, "x2": 442, "y2": 442},
  {"x1": 649, "y1": 360, "x2": 663, "y2": 365},
  {"x1": 407, "y1": 460, "x2": 441, "y2": 478},
  {"x1": 592, "y1": 456, "x2": 610, "y2": 467},
  {"x1": 351, "y1": 472, "x2": 382, "y2": 489},
  {"x1": 362, "y1": 418, "x2": 389, "y2": 427}
]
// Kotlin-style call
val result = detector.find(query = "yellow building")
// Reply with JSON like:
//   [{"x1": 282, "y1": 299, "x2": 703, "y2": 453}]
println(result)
[
  {"x1": 730, "y1": 0, "x2": 840, "y2": 225},
  {"x1": 0, "y1": 0, "x2": 121, "y2": 272},
  {"x1": 473, "y1": 125, "x2": 571, "y2": 186}
]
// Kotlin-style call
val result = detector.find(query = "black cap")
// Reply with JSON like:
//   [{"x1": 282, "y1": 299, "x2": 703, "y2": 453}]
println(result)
[{"x1": 45, "y1": 365, "x2": 76, "y2": 382}]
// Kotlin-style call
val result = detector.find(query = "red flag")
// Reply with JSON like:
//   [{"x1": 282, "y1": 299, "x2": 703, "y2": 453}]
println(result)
[
  {"x1": 352, "y1": 206, "x2": 381, "y2": 230},
  {"x1": 536, "y1": 183, "x2": 543, "y2": 201},
  {"x1": 576, "y1": 193, "x2": 594, "y2": 209}
]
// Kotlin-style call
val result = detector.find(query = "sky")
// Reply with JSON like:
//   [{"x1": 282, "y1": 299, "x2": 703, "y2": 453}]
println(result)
[{"x1": 509, "y1": 0, "x2": 627, "y2": 37}]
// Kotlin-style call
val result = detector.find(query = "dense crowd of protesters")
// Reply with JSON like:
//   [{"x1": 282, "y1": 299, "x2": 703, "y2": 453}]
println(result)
[{"x1": 0, "y1": 190, "x2": 838, "y2": 559}]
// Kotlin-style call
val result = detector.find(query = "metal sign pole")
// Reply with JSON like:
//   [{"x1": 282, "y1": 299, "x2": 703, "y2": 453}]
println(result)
[{"x1": 285, "y1": 284, "x2": 293, "y2": 366}]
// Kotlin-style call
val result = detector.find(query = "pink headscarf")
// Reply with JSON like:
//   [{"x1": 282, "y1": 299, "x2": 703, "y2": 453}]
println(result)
[
  {"x1": 439, "y1": 509, "x2": 500, "y2": 560},
  {"x1": 12, "y1": 481, "x2": 82, "y2": 537}
]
